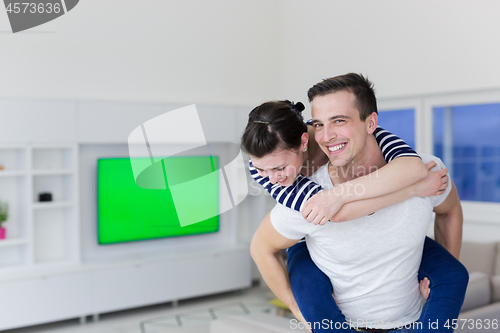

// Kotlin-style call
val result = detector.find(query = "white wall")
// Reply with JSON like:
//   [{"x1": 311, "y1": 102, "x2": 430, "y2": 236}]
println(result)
[
  {"x1": 278, "y1": 0, "x2": 500, "y2": 114},
  {"x1": 2, "y1": 1, "x2": 499, "y2": 106},
  {"x1": 0, "y1": 0, "x2": 281, "y2": 106}
]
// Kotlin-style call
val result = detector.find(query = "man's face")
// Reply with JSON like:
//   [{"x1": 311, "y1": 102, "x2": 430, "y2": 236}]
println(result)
[
  {"x1": 311, "y1": 90, "x2": 372, "y2": 168},
  {"x1": 250, "y1": 147, "x2": 304, "y2": 187}
]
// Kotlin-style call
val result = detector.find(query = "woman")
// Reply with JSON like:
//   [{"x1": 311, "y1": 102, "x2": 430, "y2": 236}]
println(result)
[{"x1": 241, "y1": 100, "x2": 468, "y2": 332}]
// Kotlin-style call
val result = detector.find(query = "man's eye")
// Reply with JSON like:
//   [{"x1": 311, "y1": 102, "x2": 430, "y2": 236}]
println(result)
[
  {"x1": 277, "y1": 167, "x2": 286, "y2": 171},
  {"x1": 335, "y1": 120, "x2": 345, "y2": 124},
  {"x1": 313, "y1": 124, "x2": 323, "y2": 128}
]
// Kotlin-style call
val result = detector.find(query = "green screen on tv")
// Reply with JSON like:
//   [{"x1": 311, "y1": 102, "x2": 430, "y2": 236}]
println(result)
[{"x1": 97, "y1": 157, "x2": 219, "y2": 244}]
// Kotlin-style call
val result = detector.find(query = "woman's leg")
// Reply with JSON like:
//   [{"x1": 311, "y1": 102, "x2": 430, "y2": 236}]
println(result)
[
  {"x1": 287, "y1": 241, "x2": 355, "y2": 332},
  {"x1": 417, "y1": 237, "x2": 469, "y2": 332},
  {"x1": 287, "y1": 237, "x2": 469, "y2": 333}
]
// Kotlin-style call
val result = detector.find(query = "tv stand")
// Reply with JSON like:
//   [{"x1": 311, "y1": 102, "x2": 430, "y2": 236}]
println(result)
[{"x1": 0, "y1": 244, "x2": 251, "y2": 330}]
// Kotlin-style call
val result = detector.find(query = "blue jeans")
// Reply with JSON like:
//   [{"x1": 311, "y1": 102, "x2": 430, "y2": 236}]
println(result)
[{"x1": 287, "y1": 237, "x2": 469, "y2": 333}]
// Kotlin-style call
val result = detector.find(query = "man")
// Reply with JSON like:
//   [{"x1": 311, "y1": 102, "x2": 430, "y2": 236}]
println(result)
[{"x1": 250, "y1": 73, "x2": 466, "y2": 332}]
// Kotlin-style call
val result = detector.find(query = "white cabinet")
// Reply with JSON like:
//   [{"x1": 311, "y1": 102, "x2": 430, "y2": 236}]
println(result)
[
  {"x1": 177, "y1": 249, "x2": 251, "y2": 299},
  {"x1": 92, "y1": 260, "x2": 177, "y2": 313},
  {"x1": 91, "y1": 248, "x2": 251, "y2": 314},
  {"x1": 0, "y1": 272, "x2": 92, "y2": 330},
  {"x1": 0, "y1": 247, "x2": 251, "y2": 331}
]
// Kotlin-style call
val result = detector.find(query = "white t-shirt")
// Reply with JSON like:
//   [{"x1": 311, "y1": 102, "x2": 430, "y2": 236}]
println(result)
[{"x1": 270, "y1": 154, "x2": 452, "y2": 329}]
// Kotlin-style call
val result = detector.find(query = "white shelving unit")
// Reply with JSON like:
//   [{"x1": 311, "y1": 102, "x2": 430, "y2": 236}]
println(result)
[
  {"x1": 0, "y1": 101, "x2": 252, "y2": 331},
  {"x1": 0, "y1": 144, "x2": 79, "y2": 269},
  {"x1": 0, "y1": 145, "x2": 29, "y2": 268}
]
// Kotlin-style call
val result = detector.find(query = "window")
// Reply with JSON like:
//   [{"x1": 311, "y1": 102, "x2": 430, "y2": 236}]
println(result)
[
  {"x1": 377, "y1": 109, "x2": 416, "y2": 149},
  {"x1": 434, "y1": 103, "x2": 500, "y2": 203}
]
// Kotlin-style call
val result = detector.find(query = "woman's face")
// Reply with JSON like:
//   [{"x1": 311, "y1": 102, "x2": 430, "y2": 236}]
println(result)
[{"x1": 251, "y1": 147, "x2": 304, "y2": 187}]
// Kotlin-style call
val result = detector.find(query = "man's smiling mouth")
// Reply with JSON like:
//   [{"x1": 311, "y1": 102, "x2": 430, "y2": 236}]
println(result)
[{"x1": 328, "y1": 143, "x2": 346, "y2": 152}]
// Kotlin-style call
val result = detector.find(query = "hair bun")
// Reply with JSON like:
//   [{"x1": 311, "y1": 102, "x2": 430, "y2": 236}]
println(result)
[{"x1": 291, "y1": 101, "x2": 305, "y2": 113}]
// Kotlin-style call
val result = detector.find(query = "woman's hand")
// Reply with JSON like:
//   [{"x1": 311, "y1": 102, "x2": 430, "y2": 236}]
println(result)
[
  {"x1": 302, "y1": 188, "x2": 346, "y2": 225},
  {"x1": 419, "y1": 277, "x2": 430, "y2": 301},
  {"x1": 414, "y1": 161, "x2": 449, "y2": 197}
]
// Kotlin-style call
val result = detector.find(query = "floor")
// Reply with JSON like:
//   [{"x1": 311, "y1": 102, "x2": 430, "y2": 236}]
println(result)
[{"x1": 3, "y1": 286, "x2": 279, "y2": 333}]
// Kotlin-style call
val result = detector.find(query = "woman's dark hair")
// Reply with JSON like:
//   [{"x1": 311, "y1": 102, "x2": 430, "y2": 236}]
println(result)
[{"x1": 241, "y1": 100, "x2": 307, "y2": 158}]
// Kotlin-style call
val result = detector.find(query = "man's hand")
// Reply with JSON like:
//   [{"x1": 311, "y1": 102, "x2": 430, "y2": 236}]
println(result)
[
  {"x1": 413, "y1": 161, "x2": 449, "y2": 197},
  {"x1": 302, "y1": 188, "x2": 347, "y2": 226}
]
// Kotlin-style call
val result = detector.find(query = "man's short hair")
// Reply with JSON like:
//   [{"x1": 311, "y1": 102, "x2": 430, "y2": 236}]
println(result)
[{"x1": 307, "y1": 73, "x2": 378, "y2": 121}]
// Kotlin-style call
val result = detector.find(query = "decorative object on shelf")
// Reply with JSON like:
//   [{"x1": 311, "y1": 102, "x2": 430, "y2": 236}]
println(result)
[
  {"x1": 38, "y1": 192, "x2": 53, "y2": 202},
  {"x1": 0, "y1": 164, "x2": 4, "y2": 170},
  {"x1": 0, "y1": 200, "x2": 8, "y2": 240}
]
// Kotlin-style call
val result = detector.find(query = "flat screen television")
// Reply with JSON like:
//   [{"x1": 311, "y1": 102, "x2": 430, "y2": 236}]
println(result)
[{"x1": 97, "y1": 157, "x2": 219, "y2": 244}]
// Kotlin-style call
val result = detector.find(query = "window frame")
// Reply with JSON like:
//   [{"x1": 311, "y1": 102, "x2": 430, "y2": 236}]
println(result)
[
  {"x1": 423, "y1": 89, "x2": 500, "y2": 225},
  {"x1": 380, "y1": 90, "x2": 500, "y2": 225}
]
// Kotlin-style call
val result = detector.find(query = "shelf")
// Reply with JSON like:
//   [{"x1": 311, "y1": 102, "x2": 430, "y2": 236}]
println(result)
[
  {"x1": 0, "y1": 147, "x2": 27, "y2": 170},
  {"x1": 0, "y1": 171, "x2": 26, "y2": 178},
  {"x1": 32, "y1": 169, "x2": 73, "y2": 176},
  {"x1": 33, "y1": 174, "x2": 74, "y2": 203},
  {"x1": 32, "y1": 147, "x2": 73, "y2": 170},
  {"x1": 0, "y1": 238, "x2": 29, "y2": 247},
  {"x1": 0, "y1": 176, "x2": 29, "y2": 242},
  {"x1": 33, "y1": 201, "x2": 74, "y2": 210}
]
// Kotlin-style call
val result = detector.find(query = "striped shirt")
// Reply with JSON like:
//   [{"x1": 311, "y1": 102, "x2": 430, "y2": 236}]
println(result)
[{"x1": 248, "y1": 126, "x2": 419, "y2": 212}]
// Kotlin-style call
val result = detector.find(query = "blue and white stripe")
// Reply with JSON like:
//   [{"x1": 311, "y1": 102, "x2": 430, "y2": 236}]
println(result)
[
  {"x1": 249, "y1": 126, "x2": 419, "y2": 213},
  {"x1": 374, "y1": 126, "x2": 419, "y2": 162}
]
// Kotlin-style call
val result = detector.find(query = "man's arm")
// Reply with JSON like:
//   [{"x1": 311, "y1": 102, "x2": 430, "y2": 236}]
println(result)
[
  {"x1": 433, "y1": 182, "x2": 463, "y2": 259},
  {"x1": 250, "y1": 213, "x2": 305, "y2": 321},
  {"x1": 303, "y1": 157, "x2": 427, "y2": 224},
  {"x1": 330, "y1": 161, "x2": 448, "y2": 222}
]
